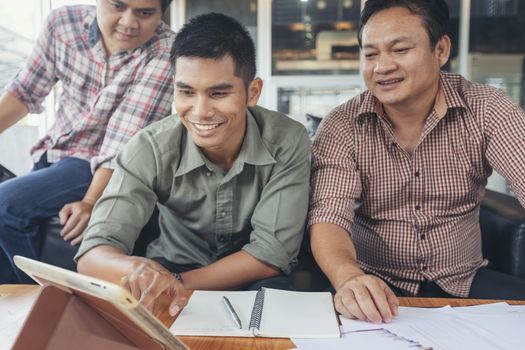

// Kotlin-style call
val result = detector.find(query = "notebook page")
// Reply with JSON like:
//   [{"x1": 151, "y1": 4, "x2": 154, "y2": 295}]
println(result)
[
  {"x1": 257, "y1": 289, "x2": 340, "y2": 338},
  {"x1": 170, "y1": 290, "x2": 256, "y2": 337}
]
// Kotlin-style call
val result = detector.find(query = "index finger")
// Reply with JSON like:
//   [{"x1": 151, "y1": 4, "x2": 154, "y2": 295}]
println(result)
[{"x1": 367, "y1": 283, "x2": 394, "y2": 323}]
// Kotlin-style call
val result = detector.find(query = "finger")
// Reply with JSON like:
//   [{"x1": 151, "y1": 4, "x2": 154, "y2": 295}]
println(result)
[
  {"x1": 70, "y1": 233, "x2": 84, "y2": 246},
  {"x1": 337, "y1": 291, "x2": 367, "y2": 321},
  {"x1": 63, "y1": 217, "x2": 88, "y2": 241},
  {"x1": 168, "y1": 280, "x2": 187, "y2": 316},
  {"x1": 60, "y1": 214, "x2": 80, "y2": 236},
  {"x1": 352, "y1": 285, "x2": 383, "y2": 324},
  {"x1": 125, "y1": 274, "x2": 142, "y2": 302},
  {"x1": 139, "y1": 272, "x2": 163, "y2": 310},
  {"x1": 58, "y1": 205, "x2": 72, "y2": 225},
  {"x1": 384, "y1": 286, "x2": 399, "y2": 317},
  {"x1": 367, "y1": 283, "x2": 393, "y2": 323}
]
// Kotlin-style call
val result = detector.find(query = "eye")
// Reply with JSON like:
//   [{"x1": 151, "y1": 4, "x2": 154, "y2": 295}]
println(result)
[
  {"x1": 364, "y1": 52, "x2": 377, "y2": 60},
  {"x1": 109, "y1": 1, "x2": 123, "y2": 10},
  {"x1": 211, "y1": 91, "x2": 229, "y2": 98},
  {"x1": 394, "y1": 48, "x2": 410, "y2": 54},
  {"x1": 137, "y1": 10, "x2": 156, "y2": 18},
  {"x1": 177, "y1": 89, "x2": 194, "y2": 96}
]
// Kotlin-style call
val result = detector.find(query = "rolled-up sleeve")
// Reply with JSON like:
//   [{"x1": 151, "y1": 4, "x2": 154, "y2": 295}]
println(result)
[
  {"x1": 75, "y1": 130, "x2": 159, "y2": 261},
  {"x1": 242, "y1": 128, "x2": 311, "y2": 275}
]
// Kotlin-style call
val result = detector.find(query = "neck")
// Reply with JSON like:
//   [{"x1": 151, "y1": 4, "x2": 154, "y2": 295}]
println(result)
[{"x1": 383, "y1": 84, "x2": 439, "y2": 130}]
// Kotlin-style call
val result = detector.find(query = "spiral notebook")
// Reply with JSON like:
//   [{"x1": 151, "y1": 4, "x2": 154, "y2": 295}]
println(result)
[{"x1": 170, "y1": 288, "x2": 340, "y2": 338}]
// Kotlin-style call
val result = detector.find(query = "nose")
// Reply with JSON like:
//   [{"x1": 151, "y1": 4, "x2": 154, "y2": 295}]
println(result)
[
  {"x1": 192, "y1": 96, "x2": 214, "y2": 118},
  {"x1": 373, "y1": 54, "x2": 396, "y2": 74},
  {"x1": 119, "y1": 10, "x2": 139, "y2": 30}
]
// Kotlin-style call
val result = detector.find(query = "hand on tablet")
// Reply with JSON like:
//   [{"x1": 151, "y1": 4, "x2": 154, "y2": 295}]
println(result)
[{"x1": 120, "y1": 261, "x2": 188, "y2": 317}]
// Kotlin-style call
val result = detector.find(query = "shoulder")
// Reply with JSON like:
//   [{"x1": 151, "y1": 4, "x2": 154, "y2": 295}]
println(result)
[
  {"x1": 123, "y1": 116, "x2": 184, "y2": 161},
  {"x1": 442, "y1": 72, "x2": 521, "y2": 128},
  {"x1": 317, "y1": 92, "x2": 366, "y2": 138},
  {"x1": 249, "y1": 105, "x2": 309, "y2": 147},
  {"x1": 45, "y1": 5, "x2": 94, "y2": 42},
  {"x1": 144, "y1": 21, "x2": 176, "y2": 57}
]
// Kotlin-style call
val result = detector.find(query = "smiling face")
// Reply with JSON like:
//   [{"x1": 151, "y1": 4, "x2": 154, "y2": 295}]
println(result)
[
  {"x1": 361, "y1": 6, "x2": 450, "y2": 111},
  {"x1": 96, "y1": 0, "x2": 163, "y2": 56},
  {"x1": 174, "y1": 55, "x2": 262, "y2": 167}
]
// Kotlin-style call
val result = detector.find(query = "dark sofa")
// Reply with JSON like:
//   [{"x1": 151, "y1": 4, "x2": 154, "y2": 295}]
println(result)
[{"x1": 37, "y1": 189, "x2": 525, "y2": 291}]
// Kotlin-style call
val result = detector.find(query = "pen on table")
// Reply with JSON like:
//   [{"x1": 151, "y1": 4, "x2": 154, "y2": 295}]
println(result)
[{"x1": 222, "y1": 296, "x2": 242, "y2": 329}]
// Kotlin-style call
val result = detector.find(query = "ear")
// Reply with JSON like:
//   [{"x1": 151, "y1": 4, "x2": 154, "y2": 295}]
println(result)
[
  {"x1": 247, "y1": 77, "x2": 263, "y2": 107},
  {"x1": 435, "y1": 35, "x2": 451, "y2": 68}
]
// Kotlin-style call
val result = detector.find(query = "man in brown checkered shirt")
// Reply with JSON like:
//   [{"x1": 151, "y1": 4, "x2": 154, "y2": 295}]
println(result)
[{"x1": 309, "y1": 0, "x2": 525, "y2": 324}]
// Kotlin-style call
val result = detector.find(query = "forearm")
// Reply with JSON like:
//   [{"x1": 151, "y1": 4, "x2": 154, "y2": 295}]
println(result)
[
  {"x1": 0, "y1": 92, "x2": 29, "y2": 134},
  {"x1": 181, "y1": 250, "x2": 281, "y2": 290},
  {"x1": 77, "y1": 245, "x2": 154, "y2": 285},
  {"x1": 310, "y1": 222, "x2": 365, "y2": 290},
  {"x1": 83, "y1": 167, "x2": 114, "y2": 204}
]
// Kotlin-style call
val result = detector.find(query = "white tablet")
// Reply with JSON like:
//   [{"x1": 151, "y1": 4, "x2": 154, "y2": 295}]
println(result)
[{"x1": 13, "y1": 255, "x2": 188, "y2": 350}]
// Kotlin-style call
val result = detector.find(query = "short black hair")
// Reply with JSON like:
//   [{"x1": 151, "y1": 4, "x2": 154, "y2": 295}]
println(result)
[
  {"x1": 358, "y1": 0, "x2": 449, "y2": 49},
  {"x1": 161, "y1": 0, "x2": 172, "y2": 13},
  {"x1": 172, "y1": 13, "x2": 256, "y2": 87}
]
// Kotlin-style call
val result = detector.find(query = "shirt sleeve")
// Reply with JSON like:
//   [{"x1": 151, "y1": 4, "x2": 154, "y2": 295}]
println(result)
[
  {"x1": 484, "y1": 89, "x2": 525, "y2": 208},
  {"x1": 5, "y1": 9, "x2": 59, "y2": 113},
  {"x1": 241, "y1": 126, "x2": 311, "y2": 275},
  {"x1": 90, "y1": 53, "x2": 174, "y2": 171},
  {"x1": 75, "y1": 130, "x2": 159, "y2": 261},
  {"x1": 307, "y1": 106, "x2": 362, "y2": 233}
]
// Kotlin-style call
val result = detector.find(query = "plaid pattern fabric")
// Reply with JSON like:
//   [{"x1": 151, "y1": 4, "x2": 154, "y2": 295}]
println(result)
[
  {"x1": 308, "y1": 72, "x2": 525, "y2": 297},
  {"x1": 6, "y1": 5, "x2": 175, "y2": 171}
]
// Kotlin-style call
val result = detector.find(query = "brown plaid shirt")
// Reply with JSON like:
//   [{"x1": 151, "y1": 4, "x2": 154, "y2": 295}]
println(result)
[{"x1": 308, "y1": 72, "x2": 525, "y2": 297}]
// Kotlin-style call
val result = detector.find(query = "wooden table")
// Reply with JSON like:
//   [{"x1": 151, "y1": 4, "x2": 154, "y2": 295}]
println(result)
[{"x1": 1, "y1": 285, "x2": 524, "y2": 350}]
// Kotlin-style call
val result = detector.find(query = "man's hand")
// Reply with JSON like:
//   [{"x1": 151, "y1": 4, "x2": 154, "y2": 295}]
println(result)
[
  {"x1": 121, "y1": 260, "x2": 188, "y2": 317},
  {"x1": 335, "y1": 274, "x2": 399, "y2": 324},
  {"x1": 59, "y1": 200, "x2": 94, "y2": 245}
]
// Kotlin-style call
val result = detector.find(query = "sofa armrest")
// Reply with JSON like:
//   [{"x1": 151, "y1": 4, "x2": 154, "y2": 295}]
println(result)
[{"x1": 480, "y1": 190, "x2": 525, "y2": 279}]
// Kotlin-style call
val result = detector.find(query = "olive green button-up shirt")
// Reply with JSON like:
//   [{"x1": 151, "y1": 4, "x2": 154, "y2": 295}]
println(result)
[{"x1": 76, "y1": 106, "x2": 311, "y2": 274}]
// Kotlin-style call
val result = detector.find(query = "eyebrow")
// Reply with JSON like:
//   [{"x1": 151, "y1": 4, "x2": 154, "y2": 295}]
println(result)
[
  {"x1": 175, "y1": 82, "x2": 234, "y2": 90},
  {"x1": 363, "y1": 36, "x2": 412, "y2": 49},
  {"x1": 111, "y1": 0, "x2": 159, "y2": 12}
]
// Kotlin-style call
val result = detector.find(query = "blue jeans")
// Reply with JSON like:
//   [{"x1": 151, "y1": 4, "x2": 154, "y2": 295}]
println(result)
[{"x1": 0, "y1": 154, "x2": 92, "y2": 283}]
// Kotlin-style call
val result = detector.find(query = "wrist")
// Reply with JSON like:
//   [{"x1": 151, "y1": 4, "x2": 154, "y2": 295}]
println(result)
[{"x1": 172, "y1": 272, "x2": 183, "y2": 283}]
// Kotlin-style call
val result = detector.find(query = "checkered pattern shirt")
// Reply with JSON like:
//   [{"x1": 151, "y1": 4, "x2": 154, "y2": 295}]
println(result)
[
  {"x1": 308, "y1": 72, "x2": 525, "y2": 297},
  {"x1": 6, "y1": 5, "x2": 175, "y2": 171}
]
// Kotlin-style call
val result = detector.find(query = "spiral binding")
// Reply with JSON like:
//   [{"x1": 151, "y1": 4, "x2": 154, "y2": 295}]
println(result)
[{"x1": 248, "y1": 288, "x2": 266, "y2": 332}]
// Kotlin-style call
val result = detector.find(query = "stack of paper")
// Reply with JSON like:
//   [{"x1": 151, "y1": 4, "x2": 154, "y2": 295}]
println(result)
[{"x1": 293, "y1": 303, "x2": 525, "y2": 350}]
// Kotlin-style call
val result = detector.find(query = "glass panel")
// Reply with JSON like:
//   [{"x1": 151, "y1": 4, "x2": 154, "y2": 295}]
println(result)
[
  {"x1": 468, "y1": 0, "x2": 524, "y2": 109},
  {"x1": 272, "y1": 0, "x2": 361, "y2": 76},
  {"x1": 277, "y1": 86, "x2": 361, "y2": 127},
  {"x1": 185, "y1": 0, "x2": 257, "y2": 44}
]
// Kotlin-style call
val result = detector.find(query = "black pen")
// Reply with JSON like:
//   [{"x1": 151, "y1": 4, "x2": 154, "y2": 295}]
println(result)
[{"x1": 222, "y1": 296, "x2": 242, "y2": 329}]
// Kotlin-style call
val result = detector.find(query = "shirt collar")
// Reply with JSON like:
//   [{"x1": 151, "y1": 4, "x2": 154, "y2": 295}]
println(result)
[
  {"x1": 174, "y1": 110, "x2": 276, "y2": 177},
  {"x1": 88, "y1": 17, "x2": 100, "y2": 48}
]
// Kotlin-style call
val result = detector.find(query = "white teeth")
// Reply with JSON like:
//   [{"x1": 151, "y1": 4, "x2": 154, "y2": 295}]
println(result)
[
  {"x1": 379, "y1": 79, "x2": 403, "y2": 85},
  {"x1": 193, "y1": 123, "x2": 220, "y2": 131}
]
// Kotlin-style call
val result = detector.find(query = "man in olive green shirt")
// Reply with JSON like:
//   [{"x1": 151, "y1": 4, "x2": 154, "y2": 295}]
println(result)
[{"x1": 76, "y1": 13, "x2": 310, "y2": 316}]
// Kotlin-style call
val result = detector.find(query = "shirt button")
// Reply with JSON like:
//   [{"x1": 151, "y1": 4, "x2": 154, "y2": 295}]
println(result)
[
  {"x1": 420, "y1": 234, "x2": 426, "y2": 240},
  {"x1": 206, "y1": 172, "x2": 212, "y2": 177},
  {"x1": 218, "y1": 236, "x2": 227, "y2": 243},
  {"x1": 414, "y1": 171, "x2": 420, "y2": 177},
  {"x1": 221, "y1": 212, "x2": 226, "y2": 217},
  {"x1": 422, "y1": 265, "x2": 428, "y2": 271},
  {"x1": 415, "y1": 205, "x2": 421, "y2": 211}
]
